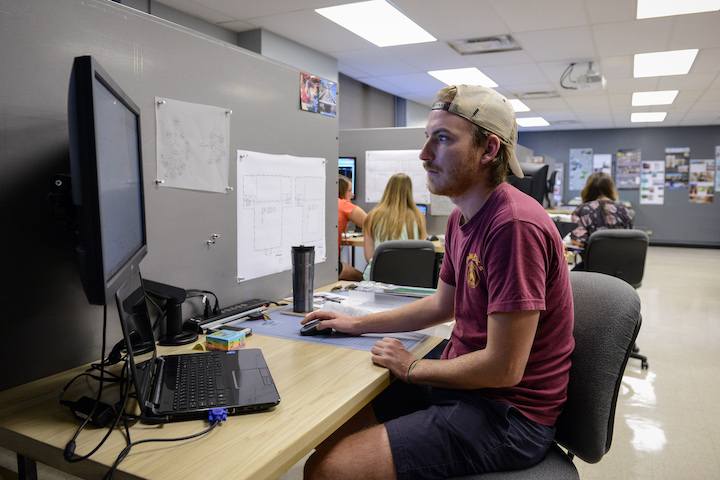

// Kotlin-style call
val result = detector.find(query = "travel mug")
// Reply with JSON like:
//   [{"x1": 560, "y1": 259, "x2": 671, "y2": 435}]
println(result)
[{"x1": 291, "y1": 245, "x2": 315, "y2": 313}]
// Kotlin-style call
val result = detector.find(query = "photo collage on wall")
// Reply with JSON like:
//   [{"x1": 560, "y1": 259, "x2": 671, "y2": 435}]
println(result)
[
  {"x1": 616, "y1": 148, "x2": 642, "y2": 190},
  {"x1": 300, "y1": 72, "x2": 337, "y2": 118},
  {"x1": 664, "y1": 147, "x2": 690, "y2": 189},
  {"x1": 689, "y1": 159, "x2": 715, "y2": 204}
]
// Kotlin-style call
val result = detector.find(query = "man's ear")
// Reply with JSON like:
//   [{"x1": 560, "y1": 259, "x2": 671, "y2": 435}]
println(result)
[{"x1": 479, "y1": 135, "x2": 501, "y2": 165}]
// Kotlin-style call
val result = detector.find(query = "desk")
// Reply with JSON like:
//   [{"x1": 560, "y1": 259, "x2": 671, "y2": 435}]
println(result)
[
  {"x1": 342, "y1": 234, "x2": 445, "y2": 254},
  {"x1": 0, "y1": 290, "x2": 441, "y2": 480}
]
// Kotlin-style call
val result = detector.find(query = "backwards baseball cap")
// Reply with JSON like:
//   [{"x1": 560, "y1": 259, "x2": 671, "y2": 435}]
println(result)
[{"x1": 431, "y1": 85, "x2": 523, "y2": 178}]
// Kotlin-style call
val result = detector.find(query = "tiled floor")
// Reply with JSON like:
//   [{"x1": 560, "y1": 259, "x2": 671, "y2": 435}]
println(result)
[
  {"x1": 2, "y1": 246, "x2": 719, "y2": 479},
  {"x1": 571, "y1": 246, "x2": 720, "y2": 479}
]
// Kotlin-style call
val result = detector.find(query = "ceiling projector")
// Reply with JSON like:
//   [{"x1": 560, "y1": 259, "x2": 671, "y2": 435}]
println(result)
[{"x1": 561, "y1": 62, "x2": 607, "y2": 90}]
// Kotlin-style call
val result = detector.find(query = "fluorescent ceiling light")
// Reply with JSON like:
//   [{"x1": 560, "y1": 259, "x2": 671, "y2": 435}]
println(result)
[
  {"x1": 517, "y1": 117, "x2": 550, "y2": 127},
  {"x1": 428, "y1": 68, "x2": 498, "y2": 88},
  {"x1": 633, "y1": 49, "x2": 698, "y2": 77},
  {"x1": 508, "y1": 99, "x2": 530, "y2": 112},
  {"x1": 632, "y1": 90, "x2": 679, "y2": 106},
  {"x1": 316, "y1": 0, "x2": 436, "y2": 47},
  {"x1": 637, "y1": 0, "x2": 720, "y2": 19},
  {"x1": 631, "y1": 112, "x2": 667, "y2": 123}
]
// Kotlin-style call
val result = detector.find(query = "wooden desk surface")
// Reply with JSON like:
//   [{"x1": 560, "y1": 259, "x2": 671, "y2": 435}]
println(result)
[
  {"x1": 0, "y1": 302, "x2": 440, "y2": 479},
  {"x1": 342, "y1": 234, "x2": 445, "y2": 254}
]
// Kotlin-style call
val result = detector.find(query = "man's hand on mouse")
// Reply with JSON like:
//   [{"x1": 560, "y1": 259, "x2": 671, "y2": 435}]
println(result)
[{"x1": 301, "y1": 310, "x2": 360, "y2": 335}]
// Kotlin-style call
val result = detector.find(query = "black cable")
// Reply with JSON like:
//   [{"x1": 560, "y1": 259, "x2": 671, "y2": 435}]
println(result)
[
  {"x1": 145, "y1": 292, "x2": 167, "y2": 331},
  {"x1": 102, "y1": 421, "x2": 221, "y2": 480},
  {"x1": 63, "y1": 303, "x2": 110, "y2": 462},
  {"x1": 560, "y1": 63, "x2": 578, "y2": 90},
  {"x1": 186, "y1": 289, "x2": 220, "y2": 314}
]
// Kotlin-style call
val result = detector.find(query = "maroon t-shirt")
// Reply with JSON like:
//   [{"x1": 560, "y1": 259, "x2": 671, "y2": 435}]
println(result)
[{"x1": 439, "y1": 183, "x2": 574, "y2": 426}]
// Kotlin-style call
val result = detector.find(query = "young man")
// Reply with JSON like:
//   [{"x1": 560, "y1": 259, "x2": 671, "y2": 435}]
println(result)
[{"x1": 303, "y1": 85, "x2": 574, "y2": 480}]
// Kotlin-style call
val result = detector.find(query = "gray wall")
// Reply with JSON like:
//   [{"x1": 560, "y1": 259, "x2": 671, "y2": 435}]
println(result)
[
  {"x1": 1, "y1": 0, "x2": 339, "y2": 390},
  {"x1": 338, "y1": 74, "x2": 397, "y2": 130},
  {"x1": 519, "y1": 127, "x2": 720, "y2": 247}
]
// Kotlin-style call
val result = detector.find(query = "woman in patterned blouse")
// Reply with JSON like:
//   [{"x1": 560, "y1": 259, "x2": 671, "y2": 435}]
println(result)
[{"x1": 570, "y1": 172, "x2": 633, "y2": 248}]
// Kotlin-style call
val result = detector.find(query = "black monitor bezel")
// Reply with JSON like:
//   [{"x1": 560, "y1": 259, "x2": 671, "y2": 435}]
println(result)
[
  {"x1": 68, "y1": 55, "x2": 148, "y2": 306},
  {"x1": 507, "y1": 162, "x2": 549, "y2": 205}
]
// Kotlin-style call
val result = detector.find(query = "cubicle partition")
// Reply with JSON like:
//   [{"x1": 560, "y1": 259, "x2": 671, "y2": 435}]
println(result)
[{"x1": 0, "y1": 0, "x2": 339, "y2": 390}]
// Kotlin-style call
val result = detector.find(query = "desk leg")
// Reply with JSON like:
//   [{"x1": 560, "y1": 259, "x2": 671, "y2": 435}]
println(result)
[{"x1": 17, "y1": 454, "x2": 38, "y2": 480}]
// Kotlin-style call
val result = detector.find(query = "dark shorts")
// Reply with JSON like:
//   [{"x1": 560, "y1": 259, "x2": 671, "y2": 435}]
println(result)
[{"x1": 372, "y1": 381, "x2": 556, "y2": 480}]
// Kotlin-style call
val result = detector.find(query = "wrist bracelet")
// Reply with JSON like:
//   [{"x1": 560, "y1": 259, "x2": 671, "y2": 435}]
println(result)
[{"x1": 407, "y1": 359, "x2": 421, "y2": 385}]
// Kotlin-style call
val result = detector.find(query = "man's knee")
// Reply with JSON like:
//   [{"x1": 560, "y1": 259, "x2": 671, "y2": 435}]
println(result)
[{"x1": 304, "y1": 425, "x2": 395, "y2": 480}]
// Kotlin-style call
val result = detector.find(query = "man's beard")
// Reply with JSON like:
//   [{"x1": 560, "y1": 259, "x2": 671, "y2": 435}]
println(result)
[{"x1": 425, "y1": 147, "x2": 484, "y2": 197}]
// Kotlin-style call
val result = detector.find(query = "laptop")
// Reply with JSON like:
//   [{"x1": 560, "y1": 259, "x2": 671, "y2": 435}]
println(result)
[{"x1": 116, "y1": 269, "x2": 281, "y2": 422}]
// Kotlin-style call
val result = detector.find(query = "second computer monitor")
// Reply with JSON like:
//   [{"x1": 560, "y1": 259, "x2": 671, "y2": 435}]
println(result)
[
  {"x1": 339, "y1": 157, "x2": 356, "y2": 194},
  {"x1": 506, "y1": 162, "x2": 549, "y2": 206}
]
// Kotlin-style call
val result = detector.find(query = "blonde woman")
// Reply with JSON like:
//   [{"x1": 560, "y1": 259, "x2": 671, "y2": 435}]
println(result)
[{"x1": 362, "y1": 173, "x2": 428, "y2": 280}]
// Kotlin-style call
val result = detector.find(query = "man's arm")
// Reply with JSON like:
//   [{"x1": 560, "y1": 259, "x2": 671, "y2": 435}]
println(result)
[
  {"x1": 371, "y1": 309, "x2": 540, "y2": 390},
  {"x1": 302, "y1": 279, "x2": 456, "y2": 335}
]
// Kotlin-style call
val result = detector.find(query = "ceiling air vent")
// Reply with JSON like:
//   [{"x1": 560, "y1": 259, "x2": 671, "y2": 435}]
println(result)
[{"x1": 448, "y1": 35, "x2": 521, "y2": 55}]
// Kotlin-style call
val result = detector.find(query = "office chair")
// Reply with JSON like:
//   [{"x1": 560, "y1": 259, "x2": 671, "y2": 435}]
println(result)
[
  {"x1": 583, "y1": 229, "x2": 649, "y2": 368},
  {"x1": 452, "y1": 271, "x2": 642, "y2": 480},
  {"x1": 369, "y1": 239, "x2": 437, "y2": 288}
]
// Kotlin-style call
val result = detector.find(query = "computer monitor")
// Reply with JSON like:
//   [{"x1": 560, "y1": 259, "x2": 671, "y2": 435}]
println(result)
[
  {"x1": 339, "y1": 157, "x2": 356, "y2": 194},
  {"x1": 416, "y1": 204, "x2": 427, "y2": 216},
  {"x1": 506, "y1": 162, "x2": 549, "y2": 206},
  {"x1": 69, "y1": 55, "x2": 155, "y2": 354}
]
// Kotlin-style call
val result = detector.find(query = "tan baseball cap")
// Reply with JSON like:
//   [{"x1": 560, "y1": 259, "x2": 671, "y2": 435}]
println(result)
[{"x1": 431, "y1": 85, "x2": 523, "y2": 178}]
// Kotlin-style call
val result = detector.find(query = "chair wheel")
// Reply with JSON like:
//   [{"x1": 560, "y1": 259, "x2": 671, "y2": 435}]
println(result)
[{"x1": 641, "y1": 360, "x2": 649, "y2": 369}]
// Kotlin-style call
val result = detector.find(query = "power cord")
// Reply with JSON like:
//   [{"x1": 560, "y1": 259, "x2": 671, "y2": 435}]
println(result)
[
  {"x1": 63, "y1": 303, "x2": 111, "y2": 461},
  {"x1": 186, "y1": 289, "x2": 220, "y2": 316},
  {"x1": 560, "y1": 63, "x2": 578, "y2": 90},
  {"x1": 102, "y1": 409, "x2": 226, "y2": 480}
]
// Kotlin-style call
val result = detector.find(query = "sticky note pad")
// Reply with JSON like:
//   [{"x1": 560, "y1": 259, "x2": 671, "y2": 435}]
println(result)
[{"x1": 206, "y1": 330, "x2": 246, "y2": 351}]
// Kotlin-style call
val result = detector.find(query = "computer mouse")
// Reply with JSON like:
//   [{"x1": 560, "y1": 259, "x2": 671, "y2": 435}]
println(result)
[
  {"x1": 427, "y1": 234, "x2": 438, "y2": 241},
  {"x1": 300, "y1": 319, "x2": 333, "y2": 336}
]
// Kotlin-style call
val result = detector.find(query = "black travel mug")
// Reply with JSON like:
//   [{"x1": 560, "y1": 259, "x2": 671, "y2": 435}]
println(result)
[{"x1": 291, "y1": 245, "x2": 315, "y2": 313}]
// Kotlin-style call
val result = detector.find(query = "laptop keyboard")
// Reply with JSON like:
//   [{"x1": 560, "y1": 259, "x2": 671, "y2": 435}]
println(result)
[{"x1": 172, "y1": 353, "x2": 228, "y2": 411}]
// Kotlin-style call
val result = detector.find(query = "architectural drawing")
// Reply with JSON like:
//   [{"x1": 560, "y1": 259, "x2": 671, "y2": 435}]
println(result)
[{"x1": 237, "y1": 151, "x2": 326, "y2": 282}]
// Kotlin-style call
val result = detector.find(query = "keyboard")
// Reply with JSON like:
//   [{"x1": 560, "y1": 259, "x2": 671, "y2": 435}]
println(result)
[{"x1": 170, "y1": 353, "x2": 227, "y2": 411}]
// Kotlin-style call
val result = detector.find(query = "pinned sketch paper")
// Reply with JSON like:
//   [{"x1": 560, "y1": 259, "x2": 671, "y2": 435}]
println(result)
[
  {"x1": 236, "y1": 150, "x2": 326, "y2": 282},
  {"x1": 155, "y1": 97, "x2": 230, "y2": 193},
  {"x1": 365, "y1": 150, "x2": 429, "y2": 204}
]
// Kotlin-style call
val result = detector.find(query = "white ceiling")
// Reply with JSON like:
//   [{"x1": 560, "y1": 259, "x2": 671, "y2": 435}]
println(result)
[{"x1": 156, "y1": 0, "x2": 720, "y2": 131}]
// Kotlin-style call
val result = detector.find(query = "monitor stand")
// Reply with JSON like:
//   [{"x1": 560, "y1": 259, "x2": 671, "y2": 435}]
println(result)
[{"x1": 143, "y1": 279, "x2": 198, "y2": 346}]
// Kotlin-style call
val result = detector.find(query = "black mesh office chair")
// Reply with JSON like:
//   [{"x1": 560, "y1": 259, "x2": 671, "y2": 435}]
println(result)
[
  {"x1": 369, "y1": 239, "x2": 437, "y2": 288},
  {"x1": 452, "y1": 271, "x2": 642, "y2": 480},
  {"x1": 583, "y1": 229, "x2": 649, "y2": 368}
]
